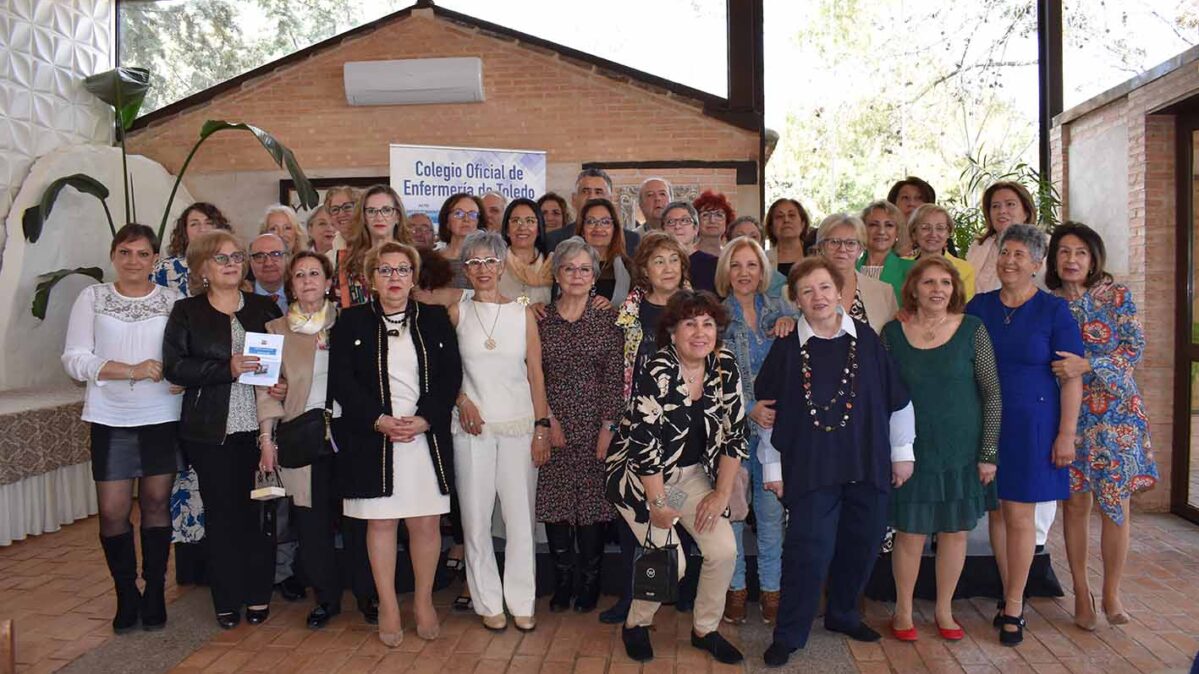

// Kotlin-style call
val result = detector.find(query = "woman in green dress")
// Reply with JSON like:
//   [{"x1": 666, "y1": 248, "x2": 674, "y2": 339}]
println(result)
[{"x1": 881, "y1": 256, "x2": 1001, "y2": 642}]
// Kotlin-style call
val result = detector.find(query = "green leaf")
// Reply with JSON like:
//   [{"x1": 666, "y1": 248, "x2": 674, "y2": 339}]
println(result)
[
  {"x1": 31, "y1": 267, "x2": 104, "y2": 320},
  {"x1": 198, "y1": 121, "x2": 320, "y2": 209},
  {"x1": 23, "y1": 174, "x2": 113, "y2": 243},
  {"x1": 84, "y1": 67, "x2": 151, "y2": 131}
]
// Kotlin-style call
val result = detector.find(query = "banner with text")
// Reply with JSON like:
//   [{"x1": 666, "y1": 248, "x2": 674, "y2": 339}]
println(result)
[{"x1": 390, "y1": 143, "x2": 546, "y2": 228}]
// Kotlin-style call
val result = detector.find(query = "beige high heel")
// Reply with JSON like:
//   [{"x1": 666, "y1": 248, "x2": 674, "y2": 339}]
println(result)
[
  {"x1": 1104, "y1": 598, "x2": 1130, "y2": 625},
  {"x1": 417, "y1": 622, "x2": 440, "y2": 640},
  {"x1": 379, "y1": 628, "x2": 404, "y2": 648},
  {"x1": 1074, "y1": 592, "x2": 1098, "y2": 631}
]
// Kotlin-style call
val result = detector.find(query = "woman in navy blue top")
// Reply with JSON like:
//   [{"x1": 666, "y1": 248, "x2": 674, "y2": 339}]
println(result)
[{"x1": 965, "y1": 224, "x2": 1084, "y2": 646}]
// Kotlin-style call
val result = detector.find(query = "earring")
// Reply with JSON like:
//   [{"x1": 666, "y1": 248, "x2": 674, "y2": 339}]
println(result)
[
  {"x1": 589, "y1": 285, "x2": 597, "y2": 298},
  {"x1": 201, "y1": 276, "x2": 210, "y2": 289}
]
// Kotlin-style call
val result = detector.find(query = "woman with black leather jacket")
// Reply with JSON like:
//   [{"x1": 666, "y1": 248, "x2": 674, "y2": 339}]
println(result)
[{"x1": 163, "y1": 230, "x2": 283, "y2": 630}]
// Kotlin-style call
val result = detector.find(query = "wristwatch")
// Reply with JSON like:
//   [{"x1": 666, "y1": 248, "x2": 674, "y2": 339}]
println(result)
[
  {"x1": 534, "y1": 417, "x2": 551, "y2": 428},
  {"x1": 648, "y1": 494, "x2": 667, "y2": 510}
]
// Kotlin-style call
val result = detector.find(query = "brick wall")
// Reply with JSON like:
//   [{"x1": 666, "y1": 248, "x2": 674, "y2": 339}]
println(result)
[
  {"x1": 124, "y1": 8, "x2": 760, "y2": 219},
  {"x1": 1053, "y1": 62, "x2": 1199, "y2": 512}
]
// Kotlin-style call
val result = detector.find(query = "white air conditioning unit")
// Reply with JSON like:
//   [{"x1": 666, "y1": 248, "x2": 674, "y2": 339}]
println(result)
[{"x1": 343, "y1": 57, "x2": 484, "y2": 106}]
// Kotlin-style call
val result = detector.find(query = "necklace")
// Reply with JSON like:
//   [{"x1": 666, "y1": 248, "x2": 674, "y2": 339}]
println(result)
[
  {"x1": 472, "y1": 299, "x2": 502, "y2": 350},
  {"x1": 800, "y1": 337, "x2": 859, "y2": 432},
  {"x1": 382, "y1": 309, "x2": 408, "y2": 337},
  {"x1": 681, "y1": 364, "x2": 704, "y2": 385},
  {"x1": 917, "y1": 314, "x2": 949, "y2": 341},
  {"x1": 1000, "y1": 287, "x2": 1034, "y2": 325}
]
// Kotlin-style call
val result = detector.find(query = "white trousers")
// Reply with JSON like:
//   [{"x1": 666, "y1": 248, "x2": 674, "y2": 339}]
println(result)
[{"x1": 454, "y1": 430, "x2": 538, "y2": 617}]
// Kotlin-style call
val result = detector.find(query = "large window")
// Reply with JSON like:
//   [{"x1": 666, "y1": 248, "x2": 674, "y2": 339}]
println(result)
[
  {"x1": 765, "y1": 0, "x2": 1040, "y2": 236},
  {"x1": 118, "y1": 0, "x2": 726, "y2": 117},
  {"x1": 1063, "y1": 0, "x2": 1197, "y2": 110}
]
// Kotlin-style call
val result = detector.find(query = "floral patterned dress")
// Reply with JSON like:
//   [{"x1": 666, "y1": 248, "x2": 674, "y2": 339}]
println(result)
[
  {"x1": 536, "y1": 303, "x2": 624, "y2": 525},
  {"x1": 1065, "y1": 281, "x2": 1157, "y2": 524}
]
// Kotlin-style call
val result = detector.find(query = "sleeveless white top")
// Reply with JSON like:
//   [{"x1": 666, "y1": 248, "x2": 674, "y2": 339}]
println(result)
[{"x1": 454, "y1": 292, "x2": 534, "y2": 435}]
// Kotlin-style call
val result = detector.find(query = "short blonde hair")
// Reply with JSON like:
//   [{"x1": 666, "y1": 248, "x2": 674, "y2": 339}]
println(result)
[
  {"x1": 185, "y1": 230, "x2": 245, "y2": 295},
  {"x1": 908, "y1": 203, "x2": 954, "y2": 245},
  {"x1": 259, "y1": 204, "x2": 307, "y2": 255},
  {"x1": 815, "y1": 213, "x2": 867, "y2": 247},
  {"x1": 364, "y1": 240, "x2": 421, "y2": 292},
  {"x1": 714, "y1": 236, "x2": 770, "y2": 297}
]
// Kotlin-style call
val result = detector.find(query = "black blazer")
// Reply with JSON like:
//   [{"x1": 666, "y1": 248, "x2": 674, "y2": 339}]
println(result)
[
  {"x1": 330, "y1": 299, "x2": 462, "y2": 499},
  {"x1": 163, "y1": 292, "x2": 282, "y2": 444}
]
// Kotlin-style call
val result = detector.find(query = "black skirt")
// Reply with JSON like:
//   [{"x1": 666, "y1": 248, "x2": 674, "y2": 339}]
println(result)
[{"x1": 90, "y1": 421, "x2": 182, "y2": 481}]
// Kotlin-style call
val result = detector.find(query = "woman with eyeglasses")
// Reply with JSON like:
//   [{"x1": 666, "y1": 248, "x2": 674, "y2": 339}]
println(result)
[
  {"x1": 578, "y1": 198, "x2": 632, "y2": 306},
  {"x1": 162, "y1": 230, "x2": 283, "y2": 630},
  {"x1": 441, "y1": 230, "x2": 551, "y2": 632},
  {"x1": 537, "y1": 237, "x2": 624, "y2": 614},
  {"x1": 694, "y1": 191, "x2": 734, "y2": 259},
  {"x1": 908, "y1": 204, "x2": 976, "y2": 301},
  {"x1": 330, "y1": 241, "x2": 462, "y2": 647},
  {"x1": 323, "y1": 185, "x2": 358, "y2": 255},
  {"x1": 815, "y1": 214, "x2": 898, "y2": 334},
  {"x1": 333, "y1": 184, "x2": 410, "y2": 309},
  {"x1": 661, "y1": 201, "x2": 718, "y2": 293},
  {"x1": 499, "y1": 198, "x2": 552, "y2": 307},
  {"x1": 436, "y1": 193, "x2": 486, "y2": 289}
]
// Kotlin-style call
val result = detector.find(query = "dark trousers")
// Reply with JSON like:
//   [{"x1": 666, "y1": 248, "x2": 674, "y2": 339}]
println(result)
[
  {"x1": 773, "y1": 482, "x2": 889, "y2": 650},
  {"x1": 340, "y1": 515, "x2": 376, "y2": 603},
  {"x1": 187, "y1": 432, "x2": 275, "y2": 614},
  {"x1": 295, "y1": 454, "x2": 340, "y2": 607}
]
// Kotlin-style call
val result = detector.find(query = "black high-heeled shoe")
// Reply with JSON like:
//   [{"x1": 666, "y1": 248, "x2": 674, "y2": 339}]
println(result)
[
  {"x1": 246, "y1": 606, "x2": 270, "y2": 625},
  {"x1": 216, "y1": 611, "x2": 240, "y2": 630},
  {"x1": 992, "y1": 599, "x2": 1005, "y2": 628},
  {"x1": 998, "y1": 613, "x2": 1025, "y2": 646}
]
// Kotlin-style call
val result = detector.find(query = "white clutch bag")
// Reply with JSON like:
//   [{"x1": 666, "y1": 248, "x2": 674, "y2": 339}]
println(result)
[{"x1": 251, "y1": 470, "x2": 286, "y2": 501}]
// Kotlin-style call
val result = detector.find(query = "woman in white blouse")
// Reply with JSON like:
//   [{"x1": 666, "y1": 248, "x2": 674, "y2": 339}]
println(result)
[{"x1": 62, "y1": 224, "x2": 183, "y2": 634}]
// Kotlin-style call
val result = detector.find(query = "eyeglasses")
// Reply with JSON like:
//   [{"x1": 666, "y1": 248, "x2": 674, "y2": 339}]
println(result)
[
  {"x1": 917, "y1": 224, "x2": 951, "y2": 235},
  {"x1": 292, "y1": 269, "x2": 324, "y2": 280},
  {"x1": 820, "y1": 238, "x2": 861, "y2": 250},
  {"x1": 508, "y1": 216, "x2": 539, "y2": 228},
  {"x1": 583, "y1": 217, "x2": 614, "y2": 229},
  {"x1": 464, "y1": 257, "x2": 502, "y2": 270},
  {"x1": 374, "y1": 265, "x2": 412, "y2": 278},
  {"x1": 328, "y1": 203, "x2": 355, "y2": 215},
  {"x1": 664, "y1": 217, "x2": 695, "y2": 228},
  {"x1": 451, "y1": 209, "x2": 481, "y2": 222},
  {"x1": 250, "y1": 250, "x2": 287, "y2": 262},
  {"x1": 364, "y1": 206, "x2": 397, "y2": 219},
  {"x1": 699, "y1": 211, "x2": 726, "y2": 221},
  {"x1": 561, "y1": 265, "x2": 594, "y2": 277},
  {"x1": 212, "y1": 252, "x2": 246, "y2": 265}
]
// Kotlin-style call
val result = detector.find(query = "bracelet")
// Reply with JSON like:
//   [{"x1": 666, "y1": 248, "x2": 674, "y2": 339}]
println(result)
[
  {"x1": 127, "y1": 365, "x2": 136, "y2": 388},
  {"x1": 648, "y1": 494, "x2": 667, "y2": 510}
]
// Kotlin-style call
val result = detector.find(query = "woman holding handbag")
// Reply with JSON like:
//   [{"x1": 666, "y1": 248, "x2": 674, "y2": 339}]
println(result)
[
  {"x1": 604, "y1": 289, "x2": 748, "y2": 665},
  {"x1": 331, "y1": 241, "x2": 462, "y2": 647},
  {"x1": 255, "y1": 251, "x2": 342, "y2": 630}
]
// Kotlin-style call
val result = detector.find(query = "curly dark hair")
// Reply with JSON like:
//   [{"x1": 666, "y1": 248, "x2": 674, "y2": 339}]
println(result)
[
  {"x1": 655, "y1": 289, "x2": 730, "y2": 349},
  {"x1": 167, "y1": 203, "x2": 230, "y2": 257}
]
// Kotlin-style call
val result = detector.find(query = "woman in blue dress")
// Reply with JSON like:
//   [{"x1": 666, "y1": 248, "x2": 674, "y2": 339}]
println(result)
[
  {"x1": 965, "y1": 224, "x2": 1084, "y2": 646},
  {"x1": 1046, "y1": 223, "x2": 1157, "y2": 630}
]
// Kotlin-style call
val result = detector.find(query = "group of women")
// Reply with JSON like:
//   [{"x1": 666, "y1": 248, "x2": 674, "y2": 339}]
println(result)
[{"x1": 62, "y1": 176, "x2": 1156, "y2": 668}]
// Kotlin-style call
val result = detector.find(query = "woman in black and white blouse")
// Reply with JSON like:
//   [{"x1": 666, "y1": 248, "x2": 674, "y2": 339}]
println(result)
[{"x1": 605, "y1": 289, "x2": 747, "y2": 666}]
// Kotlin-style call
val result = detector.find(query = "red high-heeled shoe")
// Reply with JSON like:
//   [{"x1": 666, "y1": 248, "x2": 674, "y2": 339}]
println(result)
[
  {"x1": 891, "y1": 621, "x2": 918, "y2": 642},
  {"x1": 936, "y1": 622, "x2": 964, "y2": 641}
]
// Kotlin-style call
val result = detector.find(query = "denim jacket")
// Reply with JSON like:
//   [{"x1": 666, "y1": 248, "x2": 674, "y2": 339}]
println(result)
[{"x1": 722, "y1": 293, "x2": 797, "y2": 427}]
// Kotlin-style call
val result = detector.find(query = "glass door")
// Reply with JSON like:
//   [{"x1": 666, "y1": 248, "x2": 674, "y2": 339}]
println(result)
[{"x1": 1174, "y1": 114, "x2": 1199, "y2": 523}]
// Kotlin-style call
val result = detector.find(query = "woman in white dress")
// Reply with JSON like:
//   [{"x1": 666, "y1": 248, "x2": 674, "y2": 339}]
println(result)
[
  {"x1": 447, "y1": 230, "x2": 552, "y2": 632},
  {"x1": 330, "y1": 241, "x2": 463, "y2": 647}
]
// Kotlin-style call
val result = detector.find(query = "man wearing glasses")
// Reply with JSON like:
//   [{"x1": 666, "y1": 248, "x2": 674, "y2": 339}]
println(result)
[{"x1": 249, "y1": 233, "x2": 291, "y2": 315}]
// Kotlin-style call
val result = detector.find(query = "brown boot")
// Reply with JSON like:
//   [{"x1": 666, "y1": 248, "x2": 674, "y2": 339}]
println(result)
[
  {"x1": 760, "y1": 590, "x2": 780, "y2": 625},
  {"x1": 723, "y1": 589, "x2": 747, "y2": 624}
]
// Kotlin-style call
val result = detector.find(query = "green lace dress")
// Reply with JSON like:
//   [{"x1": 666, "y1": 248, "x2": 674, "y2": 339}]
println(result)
[{"x1": 881, "y1": 315, "x2": 1001, "y2": 534}]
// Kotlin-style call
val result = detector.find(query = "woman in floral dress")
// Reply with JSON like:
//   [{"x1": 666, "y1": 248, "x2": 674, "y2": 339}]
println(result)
[
  {"x1": 1047, "y1": 223, "x2": 1157, "y2": 631},
  {"x1": 537, "y1": 237, "x2": 624, "y2": 613}
]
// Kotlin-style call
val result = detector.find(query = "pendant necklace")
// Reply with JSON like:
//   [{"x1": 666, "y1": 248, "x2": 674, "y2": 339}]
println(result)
[
  {"x1": 472, "y1": 299, "x2": 502, "y2": 350},
  {"x1": 1001, "y1": 288, "x2": 1032, "y2": 325},
  {"x1": 382, "y1": 309, "x2": 408, "y2": 337},
  {"x1": 919, "y1": 314, "x2": 948, "y2": 341}
]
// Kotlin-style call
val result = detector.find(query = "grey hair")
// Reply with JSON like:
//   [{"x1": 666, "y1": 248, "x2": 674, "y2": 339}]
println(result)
[
  {"x1": 574, "y1": 167, "x2": 613, "y2": 192},
  {"x1": 249, "y1": 232, "x2": 286, "y2": 250},
  {"x1": 482, "y1": 190, "x2": 508, "y2": 205},
  {"x1": 551, "y1": 236, "x2": 600, "y2": 278},
  {"x1": 730, "y1": 215, "x2": 760, "y2": 229},
  {"x1": 997, "y1": 223, "x2": 1047, "y2": 263},
  {"x1": 815, "y1": 213, "x2": 867, "y2": 246},
  {"x1": 662, "y1": 200, "x2": 699, "y2": 224},
  {"x1": 638, "y1": 176, "x2": 672, "y2": 199},
  {"x1": 460, "y1": 229, "x2": 508, "y2": 264}
]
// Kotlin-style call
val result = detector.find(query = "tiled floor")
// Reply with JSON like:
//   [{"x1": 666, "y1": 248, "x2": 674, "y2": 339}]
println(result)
[{"x1": 2, "y1": 510, "x2": 1198, "y2": 673}]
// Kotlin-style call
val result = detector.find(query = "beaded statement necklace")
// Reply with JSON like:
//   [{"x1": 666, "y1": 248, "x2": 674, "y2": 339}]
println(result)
[{"x1": 800, "y1": 336, "x2": 859, "y2": 432}]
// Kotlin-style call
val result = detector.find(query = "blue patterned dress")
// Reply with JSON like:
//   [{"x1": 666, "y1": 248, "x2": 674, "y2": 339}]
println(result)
[
  {"x1": 1064, "y1": 281, "x2": 1157, "y2": 524},
  {"x1": 151, "y1": 256, "x2": 205, "y2": 544}
]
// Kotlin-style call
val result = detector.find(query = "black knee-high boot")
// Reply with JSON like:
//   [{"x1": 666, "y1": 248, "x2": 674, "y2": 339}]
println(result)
[
  {"x1": 573, "y1": 523, "x2": 604, "y2": 613},
  {"x1": 544, "y1": 523, "x2": 575, "y2": 612},
  {"x1": 100, "y1": 531, "x2": 141, "y2": 633},
  {"x1": 140, "y1": 526, "x2": 172, "y2": 630}
]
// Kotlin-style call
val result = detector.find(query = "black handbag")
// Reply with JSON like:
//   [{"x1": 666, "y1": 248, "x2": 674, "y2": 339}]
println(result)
[
  {"x1": 274, "y1": 368, "x2": 333, "y2": 469},
  {"x1": 632, "y1": 526, "x2": 679, "y2": 603}
]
